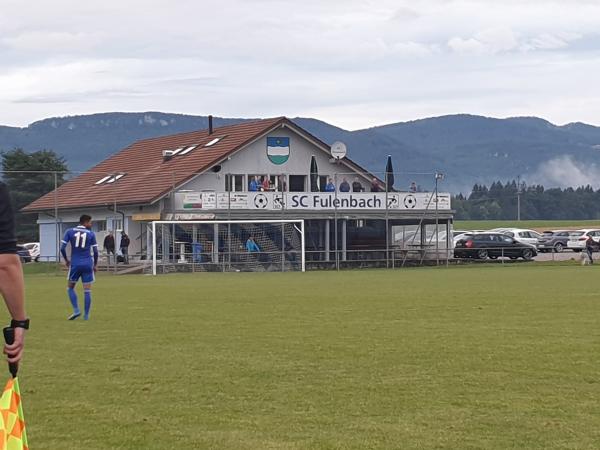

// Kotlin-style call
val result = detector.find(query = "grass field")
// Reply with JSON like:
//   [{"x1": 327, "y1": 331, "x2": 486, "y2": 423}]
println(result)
[
  {"x1": 18, "y1": 266, "x2": 600, "y2": 449},
  {"x1": 454, "y1": 219, "x2": 600, "y2": 231}
]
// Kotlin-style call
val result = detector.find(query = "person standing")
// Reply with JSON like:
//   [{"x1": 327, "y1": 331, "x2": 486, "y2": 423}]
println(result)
[
  {"x1": 325, "y1": 177, "x2": 336, "y2": 192},
  {"x1": 61, "y1": 214, "x2": 98, "y2": 320},
  {"x1": 0, "y1": 182, "x2": 29, "y2": 365},
  {"x1": 370, "y1": 178, "x2": 383, "y2": 192},
  {"x1": 103, "y1": 231, "x2": 115, "y2": 264},
  {"x1": 585, "y1": 235, "x2": 595, "y2": 264},
  {"x1": 249, "y1": 176, "x2": 259, "y2": 192},
  {"x1": 261, "y1": 176, "x2": 270, "y2": 192},
  {"x1": 352, "y1": 178, "x2": 364, "y2": 192},
  {"x1": 120, "y1": 231, "x2": 131, "y2": 264},
  {"x1": 339, "y1": 178, "x2": 351, "y2": 192},
  {"x1": 409, "y1": 181, "x2": 417, "y2": 193}
]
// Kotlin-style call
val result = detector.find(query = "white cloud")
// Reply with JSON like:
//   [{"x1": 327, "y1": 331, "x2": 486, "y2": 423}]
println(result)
[{"x1": 0, "y1": 0, "x2": 599, "y2": 128}]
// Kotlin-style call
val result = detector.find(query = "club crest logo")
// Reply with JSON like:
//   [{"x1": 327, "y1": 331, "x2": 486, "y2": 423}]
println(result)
[{"x1": 267, "y1": 137, "x2": 290, "y2": 165}]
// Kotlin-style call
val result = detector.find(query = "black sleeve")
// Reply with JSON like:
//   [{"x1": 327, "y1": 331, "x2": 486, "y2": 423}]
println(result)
[{"x1": 0, "y1": 182, "x2": 17, "y2": 254}]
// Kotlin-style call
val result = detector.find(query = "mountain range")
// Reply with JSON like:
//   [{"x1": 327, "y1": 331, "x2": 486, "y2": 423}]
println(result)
[{"x1": 3, "y1": 112, "x2": 600, "y2": 193}]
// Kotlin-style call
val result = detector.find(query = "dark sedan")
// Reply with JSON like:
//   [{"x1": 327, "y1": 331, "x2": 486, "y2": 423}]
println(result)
[
  {"x1": 537, "y1": 230, "x2": 571, "y2": 253},
  {"x1": 454, "y1": 232, "x2": 537, "y2": 260},
  {"x1": 16, "y1": 245, "x2": 32, "y2": 263}
]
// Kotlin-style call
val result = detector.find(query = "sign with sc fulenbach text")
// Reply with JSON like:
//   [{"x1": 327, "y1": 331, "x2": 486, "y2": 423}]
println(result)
[{"x1": 176, "y1": 192, "x2": 451, "y2": 211}]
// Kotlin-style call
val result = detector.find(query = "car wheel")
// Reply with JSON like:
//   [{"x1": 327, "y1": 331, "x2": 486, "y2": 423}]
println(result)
[
  {"x1": 476, "y1": 249, "x2": 488, "y2": 259},
  {"x1": 489, "y1": 255, "x2": 498, "y2": 260},
  {"x1": 573, "y1": 249, "x2": 582, "y2": 253},
  {"x1": 554, "y1": 243, "x2": 563, "y2": 253},
  {"x1": 509, "y1": 256, "x2": 518, "y2": 260},
  {"x1": 522, "y1": 249, "x2": 533, "y2": 260}
]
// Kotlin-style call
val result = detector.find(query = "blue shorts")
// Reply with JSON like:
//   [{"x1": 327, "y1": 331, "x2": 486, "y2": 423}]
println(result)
[{"x1": 68, "y1": 265, "x2": 95, "y2": 284}]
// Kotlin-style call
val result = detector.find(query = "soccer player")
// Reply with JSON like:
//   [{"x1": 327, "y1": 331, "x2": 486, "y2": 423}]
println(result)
[
  {"x1": 0, "y1": 181, "x2": 29, "y2": 365},
  {"x1": 61, "y1": 214, "x2": 98, "y2": 321}
]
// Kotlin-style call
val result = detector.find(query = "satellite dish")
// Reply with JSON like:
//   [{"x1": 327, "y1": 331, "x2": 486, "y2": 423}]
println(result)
[{"x1": 330, "y1": 141, "x2": 347, "y2": 160}]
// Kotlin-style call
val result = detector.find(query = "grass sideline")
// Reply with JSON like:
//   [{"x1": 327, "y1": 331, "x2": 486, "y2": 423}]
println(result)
[
  {"x1": 454, "y1": 219, "x2": 600, "y2": 231},
  {"x1": 19, "y1": 266, "x2": 600, "y2": 449}
]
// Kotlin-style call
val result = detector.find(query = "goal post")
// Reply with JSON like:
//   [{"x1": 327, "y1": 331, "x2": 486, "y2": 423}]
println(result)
[{"x1": 149, "y1": 219, "x2": 305, "y2": 275}]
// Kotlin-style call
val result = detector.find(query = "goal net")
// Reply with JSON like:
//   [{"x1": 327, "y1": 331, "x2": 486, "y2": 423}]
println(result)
[{"x1": 148, "y1": 220, "x2": 305, "y2": 275}]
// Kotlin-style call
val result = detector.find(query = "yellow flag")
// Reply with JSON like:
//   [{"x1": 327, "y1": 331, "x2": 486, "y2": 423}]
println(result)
[{"x1": 0, "y1": 378, "x2": 28, "y2": 450}]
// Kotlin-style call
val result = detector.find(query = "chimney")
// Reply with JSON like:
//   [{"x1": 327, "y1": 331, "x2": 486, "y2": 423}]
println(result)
[{"x1": 208, "y1": 115, "x2": 213, "y2": 135}]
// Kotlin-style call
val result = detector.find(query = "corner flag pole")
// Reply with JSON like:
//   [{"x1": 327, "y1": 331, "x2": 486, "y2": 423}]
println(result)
[
  {"x1": 1, "y1": 327, "x2": 29, "y2": 449},
  {"x1": 3, "y1": 328, "x2": 18, "y2": 378}
]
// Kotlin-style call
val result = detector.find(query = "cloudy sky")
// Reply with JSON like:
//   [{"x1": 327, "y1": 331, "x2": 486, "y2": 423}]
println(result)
[{"x1": 1, "y1": 0, "x2": 599, "y2": 130}]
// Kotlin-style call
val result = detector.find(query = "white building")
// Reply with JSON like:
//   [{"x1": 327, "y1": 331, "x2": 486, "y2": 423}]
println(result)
[{"x1": 25, "y1": 117, "x2": 453, "y2": 268}]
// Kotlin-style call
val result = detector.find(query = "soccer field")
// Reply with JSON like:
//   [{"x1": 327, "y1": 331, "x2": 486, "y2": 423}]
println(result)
[{"x1": 20, "y1": 265, "x2": 600, "y2": 449}]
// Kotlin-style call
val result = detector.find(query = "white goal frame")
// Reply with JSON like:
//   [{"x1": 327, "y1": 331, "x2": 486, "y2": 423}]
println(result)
[{"x1": 150, "y1": 219, "x2": 305, "y2": 275}]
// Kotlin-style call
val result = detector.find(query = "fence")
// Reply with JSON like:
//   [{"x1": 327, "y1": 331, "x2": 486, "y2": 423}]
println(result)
[{"x1": 3, "y1": 168, "x2": 585, "y2": 275}]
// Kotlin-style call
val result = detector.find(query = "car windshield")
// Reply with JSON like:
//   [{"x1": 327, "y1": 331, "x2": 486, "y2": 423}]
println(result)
[
  {"x1": 570, "y1": 231, "x2": 584, "y2": 237},
  {"x1": 542, "y1": 231, "x2": 553, "y2": 236}
]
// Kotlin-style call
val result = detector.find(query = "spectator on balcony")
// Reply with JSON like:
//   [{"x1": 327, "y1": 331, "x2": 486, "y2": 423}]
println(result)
[
  {"x1": 352, "y1": 178, "x2": 364, "y2": 192},
  {"x1": 249, "y1": 176, "x2": 259, "y2": 192},
  {"x1": 261, "y1": 176, "x2": 270, "y2": 191},
  {"x1": 370, "y1": 178, "x2": 383, "y2": 192},
  {"x1": 409, "y1": 181, "x2": 417, "y2": 193},
  {"x1": 325, "y1": 178, "x2": 336, "y2": 192},
  {"x1": 339, "y1": 178, "x2": 350, "y2": 192}
]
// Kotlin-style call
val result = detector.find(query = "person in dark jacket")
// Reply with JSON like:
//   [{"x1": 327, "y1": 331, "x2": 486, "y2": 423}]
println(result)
[
  {"x1": 586, "y1": 235, "x2": 595, "y2": 264},
  {"x1": 0, "y1": 182, "x2": 28, "y2": 365},
  {"x1": 339, "y1": 178, "x2": 351, "y2": 192},
  {"x1": 352, "y1": 178, "x2": 364, "y2": 192},
  {"x1": 103, "y1": 231, "x2": 115, "y2": 264},
  {"x1": 370, "y1": 178, "x2": 383, "y2": 192},
  {"x1": 120, "y1": 231, "x2": 131, "y2": 264}
]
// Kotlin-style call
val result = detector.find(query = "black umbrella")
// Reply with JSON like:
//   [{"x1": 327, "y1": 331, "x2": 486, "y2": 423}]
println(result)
[
  {"x1": 385, "y1": 155, "x2": 394, "y2": 192},
  {"x1": 310, "y1": 155, "x2": 319, "y2": 192}
]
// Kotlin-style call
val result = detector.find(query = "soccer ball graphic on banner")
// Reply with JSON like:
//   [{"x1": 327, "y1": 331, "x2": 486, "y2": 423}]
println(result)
[
  {"x1": 254, "y1": 194, "x2": 268, "y2": 209},
  {"x1": 404, "y1": 194, "x2": 417, "y2": 209}
]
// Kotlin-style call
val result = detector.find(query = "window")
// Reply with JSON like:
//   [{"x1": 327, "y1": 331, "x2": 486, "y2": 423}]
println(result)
[
  {"x1": 106, "y1": 174, "x2": 125, "y2": 184},
  {"x1": 204, "y1": 136, "x2": 226, "y2": 147},
  {"x1": 171, "y1": 147, "x2": 185, "y2": 155},
  {"x1": 319, "y1": 175, "x2": 328, "y2": 192},
  {"x1": 179, "y1": 145, "x2": 197, "y2": 155},
  {"x1": 95, "y1": 220, "x2": 107, "y2": 232},
  {"x1": 111, "y1": 218, "x2": 123, "y2": 231},
  {"x1": 96, "y1": 173, "x2": 126, "y2": 185},
  {"x1": 289, "y1": 175, "x2": 306, "y2": 192},
  {"x1": 225, "y1": 174, "x2": 244, "y2": 192},
  {"x1": 95, "y1": 176, "x2": 112, "y2": 185}
]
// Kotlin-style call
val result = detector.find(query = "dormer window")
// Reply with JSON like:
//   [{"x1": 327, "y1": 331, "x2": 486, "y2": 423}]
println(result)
[
  {"x1": 205, "y1": 136, "x2": 226, "y2": 147},
  {"x1": 95, "y1": 173, "x2": 126, "y2": 185},
  {"x1": 179, "y1": 145, "x2": 197, "y2": 155}
]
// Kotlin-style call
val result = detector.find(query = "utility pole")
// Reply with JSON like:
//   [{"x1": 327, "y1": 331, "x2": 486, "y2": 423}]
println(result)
[{"x1": 517, "y1": 175, "x2": 522, "y2": 221}]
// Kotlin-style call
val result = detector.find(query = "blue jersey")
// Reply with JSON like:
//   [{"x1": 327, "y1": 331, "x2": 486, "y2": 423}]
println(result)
[{"x1": 61, "y1": 226, "x2": 98, "y2": 266}]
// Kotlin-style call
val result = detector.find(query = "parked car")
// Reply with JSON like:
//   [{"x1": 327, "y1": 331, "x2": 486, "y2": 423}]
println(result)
[
  {"x1": 567, "y1": 229, "x2": 600, "y2": 252},
  {"x1": 16, "y1": 245, "x2": 32, "y2": 263},
  {"x1": 490, "y1": 228, "x2": 542, "y2": 247},
  {"x1": 537, "y1": 231, "x2": 571, "y2": 253},
  {"x1": 454, "y1": 232, "x2": 537, "y2": 260},
  {"x1": 22, "y1": 242, "x2": 40, "y2": 262}
]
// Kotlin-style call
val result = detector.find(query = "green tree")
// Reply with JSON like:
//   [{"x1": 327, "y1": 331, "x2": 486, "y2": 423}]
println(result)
[{"x1": 1, "y1": 148, "x2": 68, "y2": 241}]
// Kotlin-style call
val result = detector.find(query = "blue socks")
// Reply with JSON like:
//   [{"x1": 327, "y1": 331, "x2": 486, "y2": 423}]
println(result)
[
  {"x1": 68, "y1": 288, "x2": 79, "y2": 314},
  {"x1": 84, "y1": 289, "x2": 92, "y2": 320}
]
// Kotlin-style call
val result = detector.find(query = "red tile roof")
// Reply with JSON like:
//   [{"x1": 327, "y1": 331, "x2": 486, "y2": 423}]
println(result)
[{"x1": 24, "y1": 117, "x2": 288, "y2": 211}]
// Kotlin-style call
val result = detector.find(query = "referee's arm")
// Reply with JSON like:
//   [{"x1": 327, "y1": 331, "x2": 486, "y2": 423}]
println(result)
[{"x1": 0, "y1": 182, "x2": 27, "y2": 364}]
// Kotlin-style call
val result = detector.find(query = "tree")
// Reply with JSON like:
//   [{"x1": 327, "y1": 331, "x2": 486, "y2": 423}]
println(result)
[{"x1": 1, "y1": 148, "x2": 68, "y2": 241}]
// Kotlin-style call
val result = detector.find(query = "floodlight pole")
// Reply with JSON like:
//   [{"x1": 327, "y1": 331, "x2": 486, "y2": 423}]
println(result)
[{"x1": 435, "y1": 172, "x2": 445, "y2": 267}]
